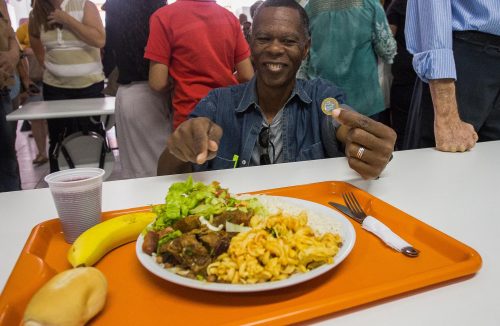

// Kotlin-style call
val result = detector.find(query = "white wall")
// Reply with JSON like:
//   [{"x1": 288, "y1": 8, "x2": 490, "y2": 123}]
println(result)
[
  {"x1": 6, "y1": 0, "x2": 255, "y2": 30},
  {"x1": 5, "y1": 0, "x2": 106, "y2": 29},
  {"x1": 6, "y1": 0, "x2": 31, "y2": 29}
]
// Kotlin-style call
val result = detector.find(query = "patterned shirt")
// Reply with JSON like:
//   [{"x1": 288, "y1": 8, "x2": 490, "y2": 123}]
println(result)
[
  {"x1": 300, "y1": 0, "x2": 396, "y2": 116},
  {"x1": 0, "y1": 10, "x2": 15, "y2": 89}
]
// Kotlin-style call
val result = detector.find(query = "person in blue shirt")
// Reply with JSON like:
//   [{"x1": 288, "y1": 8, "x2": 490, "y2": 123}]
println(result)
[
  {"x1": 158, "y1": 0, "x2": 396, "y2": 180},
  {"x1": 405, "y1": 0, "x2": 500, "y2": 152}
]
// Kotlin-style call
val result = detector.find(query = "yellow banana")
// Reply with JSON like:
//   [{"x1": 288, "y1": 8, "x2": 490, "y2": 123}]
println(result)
[{"x1": 68, "y1": 212, "x2": 156, "y2": 267}]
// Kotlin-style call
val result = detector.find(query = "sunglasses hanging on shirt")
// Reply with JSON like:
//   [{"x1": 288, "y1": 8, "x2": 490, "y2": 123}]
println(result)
[{"x1": 259, "y1": 126, "x2": 275, "y2": 165}]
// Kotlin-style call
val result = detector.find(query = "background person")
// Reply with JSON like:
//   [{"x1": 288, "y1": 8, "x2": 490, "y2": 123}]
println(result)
[
  {"x1": 250, "y1": 0, "x2": 263, "y2": 19},
  {"x1": 405, "y1": 0, "x2": 500, "y2": 152},
  {"x1": 103, "y1": 0, "x2": 172, "y2": 179},
  {"x1": 385, "y1": 0, "x2": 414, "y2": 150},
  {"x1": 0, "y1": 0, "x2": 21, "y2": 191},
  {"x1": 16, "y1": 15, "x2": 48, "y2": 165},
  {"x1": 158, "y1": 0, "x2": 396, "y2": 180},
  {"x1": 29, "y1": 0, "x2": 106, "y2": 172},
  {"x1": 299, "y1": 0, "x2": 397, "y2": 121},
  {"x1": 145, "y1": 0, "x2": 254, "y2": 130}
]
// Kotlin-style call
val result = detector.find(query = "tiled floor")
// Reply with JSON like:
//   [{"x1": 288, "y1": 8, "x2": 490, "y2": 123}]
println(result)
[{"x1": 15, "y1": 121, "x2": 123, "y2": 190}]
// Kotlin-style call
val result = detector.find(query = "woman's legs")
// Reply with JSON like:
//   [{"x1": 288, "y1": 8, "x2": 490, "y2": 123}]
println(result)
[
  {"x1": 30, "y1": 119, "x2": 48, "y2": 164},
  {"x1": 43, "y1": 82, "x2": 105, "y2": 172}
]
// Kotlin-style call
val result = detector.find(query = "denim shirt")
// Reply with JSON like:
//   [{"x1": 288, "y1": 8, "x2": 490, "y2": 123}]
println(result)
[{"x1": 190, "y1": 77, "x2": 346, "y2": 171}]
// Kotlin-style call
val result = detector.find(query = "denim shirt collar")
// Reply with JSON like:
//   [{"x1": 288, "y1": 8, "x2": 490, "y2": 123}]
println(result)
[{"x1": 235, "y1": 77, "x2": 313, "y2": 113}]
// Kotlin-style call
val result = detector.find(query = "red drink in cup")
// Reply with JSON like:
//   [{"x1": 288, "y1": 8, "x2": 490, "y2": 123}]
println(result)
[{"x1": 45, "y1": 168, "x2": 105, "y2": 243}]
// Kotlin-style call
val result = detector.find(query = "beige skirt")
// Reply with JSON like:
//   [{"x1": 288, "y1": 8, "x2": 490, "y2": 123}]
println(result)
[{"x1": 114, "y1": 82, "x2": 172, "y2": 179}]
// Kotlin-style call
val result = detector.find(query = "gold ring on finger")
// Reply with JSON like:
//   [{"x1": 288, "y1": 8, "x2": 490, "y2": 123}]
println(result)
[{"x1": 356, "y1": 146, "x2": 365, "y2": 160}]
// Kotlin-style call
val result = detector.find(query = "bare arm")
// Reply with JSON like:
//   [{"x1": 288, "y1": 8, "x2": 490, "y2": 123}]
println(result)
[
  {"x1": 149, "y1": 61, "x2": 169, "y2": 92},
  {"x1": 18, "y1": 56, "x2": 30, "y2": 91},
  {"x1": 429, "y1": 79, "x2": 478, "y2": 152},
  {"x1": 48, "y1": 1, "x2": 105, "y2": 48},
  {"x1": 234, "y1": 57, "x2": 254, "y2": 83},
  {"x1": 29, "y1": 34, "x2": 45, "y2": 68}
]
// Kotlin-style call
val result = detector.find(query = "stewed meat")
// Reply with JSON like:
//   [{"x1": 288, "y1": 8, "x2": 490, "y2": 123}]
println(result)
[
  {"x1": 142, "y1": 231, "x2": 159, "y2": 255},
  {"x1": 212, "y1": 208, "x2": 253, "y2": 226},
  {"x1": 172, "y1": 215, "x2": 201, "y2": 233}
]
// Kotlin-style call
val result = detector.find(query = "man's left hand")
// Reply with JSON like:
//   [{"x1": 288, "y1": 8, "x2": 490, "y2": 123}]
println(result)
[{"x1": 333, "y1": 108, "x2": 396, "y2": 179}]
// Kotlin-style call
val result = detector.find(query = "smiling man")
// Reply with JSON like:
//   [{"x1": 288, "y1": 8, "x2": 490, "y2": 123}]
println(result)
[{"x1": 158, "y1": 0, "x2": 396, "y2": 180}]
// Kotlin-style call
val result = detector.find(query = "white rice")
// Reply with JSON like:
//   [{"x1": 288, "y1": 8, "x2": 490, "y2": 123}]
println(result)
[{"x1": 236, "y1": 194, "x2": 342, "y2": 236}]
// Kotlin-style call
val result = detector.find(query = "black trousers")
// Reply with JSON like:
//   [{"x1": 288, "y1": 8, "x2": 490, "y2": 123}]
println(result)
[
  {"x1": 43, "y1": 81, "x2": 104, "y2": 172},
  {"x1": 405, "y1": 31, "x2": 500, "y2": 149},
  {"x1": 0, "y1": 93, "x2": 21, "y2": 192},
  {"x1": 390, "y1": 82, "x2": 415, "y2": 150}
]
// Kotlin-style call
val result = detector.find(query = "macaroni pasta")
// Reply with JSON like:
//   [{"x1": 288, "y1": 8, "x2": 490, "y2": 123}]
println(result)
[{"x1": 207, "y1": 211, "x2": 342, "y2": 284}]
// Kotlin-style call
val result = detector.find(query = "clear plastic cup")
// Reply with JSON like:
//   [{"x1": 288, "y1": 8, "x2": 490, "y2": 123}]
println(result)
[{"x1": 45, "y1": 168, "x2": 105, "y2": 243}]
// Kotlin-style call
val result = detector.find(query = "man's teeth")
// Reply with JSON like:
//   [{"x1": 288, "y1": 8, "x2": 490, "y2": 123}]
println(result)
[{"x1": 266, "y1": 63, "x2": 283, "y2": 71}]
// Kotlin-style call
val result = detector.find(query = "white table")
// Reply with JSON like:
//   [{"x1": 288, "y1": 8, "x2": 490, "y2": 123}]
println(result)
[
  {"x1": 1, "y1": 141, "x2": 499, "y2": 325},
  {"x1": 6, "y1": 96, "x2": 115, "y2": 121},
  {"x1": 6, "y1": 96, "x2": 116, "y2": 178}
]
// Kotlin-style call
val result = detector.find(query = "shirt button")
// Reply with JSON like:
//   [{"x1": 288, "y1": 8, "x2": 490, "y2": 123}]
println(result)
[{"x1": 241, "y1": 160, "x2": 247, "y2": 165}]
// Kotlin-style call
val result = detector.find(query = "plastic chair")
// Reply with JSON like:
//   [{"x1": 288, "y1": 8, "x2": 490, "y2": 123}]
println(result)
[{"x1": 56, "y1": 131, "x2": 115, "y2": 180}]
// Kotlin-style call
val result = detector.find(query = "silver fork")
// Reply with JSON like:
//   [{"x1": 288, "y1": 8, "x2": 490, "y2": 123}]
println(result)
[{"x1": 342, "y1": 192, "x2": 419, "y2": 257}]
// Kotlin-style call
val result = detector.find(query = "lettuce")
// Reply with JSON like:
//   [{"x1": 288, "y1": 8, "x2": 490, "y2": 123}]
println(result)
[
  {"x1": 151, "y1": 177, "x2": 263, "y2": 231},
  {"x1": 152, "y1": 177, "x2": 218, "y2": 229}
]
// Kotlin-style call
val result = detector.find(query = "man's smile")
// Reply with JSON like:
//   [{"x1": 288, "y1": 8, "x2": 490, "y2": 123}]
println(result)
[{"x1": 264, "y1": 63, "x2": 286, "y2": 72}]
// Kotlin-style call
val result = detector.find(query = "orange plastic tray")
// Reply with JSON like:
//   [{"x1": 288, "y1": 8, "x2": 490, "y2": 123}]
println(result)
[{"x1": 0, "y1": 181, "x2": 482, "y2": 325}]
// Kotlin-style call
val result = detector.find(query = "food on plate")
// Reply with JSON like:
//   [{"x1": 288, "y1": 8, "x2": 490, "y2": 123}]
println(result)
[
  {"x1": 142, "y1": 178, "x2": 343, "y2": 284},
  {"x1": 68, "y1": 212, "x2": 156, "y2": 267},
  {"x1": 207, "y1": 209, "x2": 341, "y2": 284},
  {"x1": 23, "y1": 267, "x2": 107, "y2": 326},
  {"x1": 143, "y1": 177, "x2": 262, "y2": 278}
]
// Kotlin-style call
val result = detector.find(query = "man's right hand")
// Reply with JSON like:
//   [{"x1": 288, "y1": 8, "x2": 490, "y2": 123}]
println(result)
[
  {"x1": 429, "y1": 79, "x2": 478, "y2": 152},
  {"x1": 167, "y1": 117, "x2": 223, "y2": 165},
  {"x1": 434, "y1": 116, "x2": 478, "y2": 152}
]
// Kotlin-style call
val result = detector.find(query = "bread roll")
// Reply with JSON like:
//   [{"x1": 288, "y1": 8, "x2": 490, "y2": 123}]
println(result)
[{"x1": 23, "y1": 267, "x2": 107, "y2": 326}]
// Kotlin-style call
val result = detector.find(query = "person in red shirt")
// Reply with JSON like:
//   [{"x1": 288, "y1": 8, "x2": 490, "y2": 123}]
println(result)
[{"x1": 145, "y1": 0, "x2": 254, "y2": 129}]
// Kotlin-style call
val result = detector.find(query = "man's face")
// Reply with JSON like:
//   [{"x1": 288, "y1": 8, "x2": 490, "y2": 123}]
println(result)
[{"x1": 251, "y1": 7, "x2": 310, "y2": 90}]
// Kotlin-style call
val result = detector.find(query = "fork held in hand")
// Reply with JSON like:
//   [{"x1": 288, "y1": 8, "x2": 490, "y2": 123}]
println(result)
[{"x1": 342, "y1": 192, "x2": 420, "y2": 258}]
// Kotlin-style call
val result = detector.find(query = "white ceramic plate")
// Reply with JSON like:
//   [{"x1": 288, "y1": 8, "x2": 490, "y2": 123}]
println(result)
[{"x1": 136, "y1": 196, "x2": 356, "y2": 292}]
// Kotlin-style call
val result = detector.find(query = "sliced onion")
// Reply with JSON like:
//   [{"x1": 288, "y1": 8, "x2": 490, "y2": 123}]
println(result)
[
  {"x1": 199, "y1": 216, "x2": 223, "y2": 231},
  {"x1": 225, "y1": 221, "x2": 252, "y2": 233}
]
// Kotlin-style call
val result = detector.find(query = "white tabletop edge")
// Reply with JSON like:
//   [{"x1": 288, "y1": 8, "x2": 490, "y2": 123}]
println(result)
[
  {"x1": 6, "y1": 96, "x2": 116, "y2": 121},
  {"x1": 1, "y1": 141, "x2": 499, "y2": 325}
]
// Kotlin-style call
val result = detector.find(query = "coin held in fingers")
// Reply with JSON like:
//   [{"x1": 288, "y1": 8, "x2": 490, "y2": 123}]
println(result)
[{"x1": 321, "y1": 97, "x2": 339, "y2": 116}]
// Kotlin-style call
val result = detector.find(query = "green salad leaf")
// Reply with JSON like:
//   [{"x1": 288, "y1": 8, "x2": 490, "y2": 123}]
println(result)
[{"x1": 151, "y1": 176, "x2": 264, "y2": 231}]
